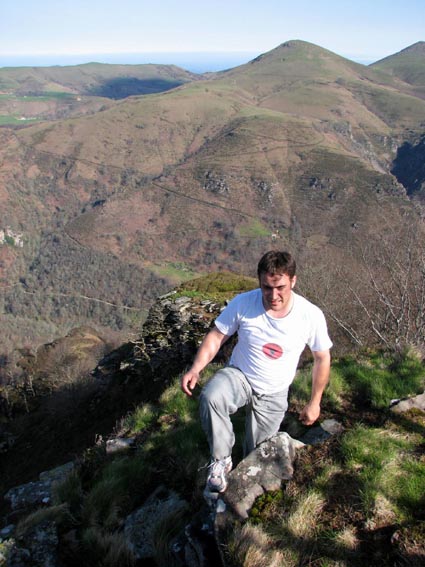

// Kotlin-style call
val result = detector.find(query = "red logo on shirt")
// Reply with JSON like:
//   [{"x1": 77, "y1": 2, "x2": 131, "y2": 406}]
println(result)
[{"x1": 262, "y1": 343, "x2": 283, "y2": 359}]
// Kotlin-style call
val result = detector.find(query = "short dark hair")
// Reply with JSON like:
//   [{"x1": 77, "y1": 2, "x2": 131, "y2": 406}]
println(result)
[{"x1": 257, "y1": 250, "x2": 296, "y2": 279}]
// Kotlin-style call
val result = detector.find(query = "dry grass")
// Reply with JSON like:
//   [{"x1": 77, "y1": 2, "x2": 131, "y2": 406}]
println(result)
[
  {"x1": 334, "y1": 526, "x2": 359, "y2": 551},
  {"x1": 228, "y1": 524, "x2": 286, "y2": 567},
  {"x1": 286, "y1": 490, "x2": 325, "y2": 539},
  {"x1": 16, "y1": 503, "x2": 74, "y2": 537}
]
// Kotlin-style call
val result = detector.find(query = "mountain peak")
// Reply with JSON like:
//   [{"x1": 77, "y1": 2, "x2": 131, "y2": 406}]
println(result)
[
  {"x1": 397, "y1": 41, "x2": 425, "y2": 55},
  {"x1": 371, "y1": 41, "x2": 425, "y2": 86},
  {"x1": 373, "y1": 41, "x2": 425, "y2": 64}
]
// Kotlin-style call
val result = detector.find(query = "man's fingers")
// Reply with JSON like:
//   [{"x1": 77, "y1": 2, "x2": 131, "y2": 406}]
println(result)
[
  {"x1": 181, "y1": 373, "x2": 198, "y2": 396},
  {"x1": 181, "y1": 379, "x2": 193, "y2": 396}
]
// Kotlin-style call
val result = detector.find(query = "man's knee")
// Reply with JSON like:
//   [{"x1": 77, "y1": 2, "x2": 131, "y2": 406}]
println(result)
[
  {"x1": 200, "y1": 368, "x2": 243, "y2": 414},
  {"x1": 200, "y1": 381, "x2": 227, "y2": 412}
]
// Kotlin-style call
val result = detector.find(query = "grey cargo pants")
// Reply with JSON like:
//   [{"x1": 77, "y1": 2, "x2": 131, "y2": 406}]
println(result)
[{"x1": 199, "y1": 366, "x2": 289, "y2": 459}]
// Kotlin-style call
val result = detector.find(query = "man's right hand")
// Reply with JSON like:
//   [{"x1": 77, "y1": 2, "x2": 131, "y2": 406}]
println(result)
[
  {"x1": 180, "y1": 327, "x2": 229, "y2": 397},
  {"x1": 181, "y1": 369, "x2": 200, "y2": 397}
]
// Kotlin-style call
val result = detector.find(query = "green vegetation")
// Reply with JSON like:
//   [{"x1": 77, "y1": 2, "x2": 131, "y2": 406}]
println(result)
[
  {"x1": 226, "y1": 349, "x2": 425, "y2": 567},
  {"x1": 0, "y1": 92, "x2": 75, "y2": 102},
  {"x1": 0, "y1": 114, "x2": 40, "y2": 125},
  {"x1": 121, "y1": 403, "x2": 157, "y2": 435},
  {"x1": 81, "y1": 527, "x2": 136, "y2": 567},
  {"x1": 150, "y1": 262, "x2": 200, "y2": 283},
  {"x1": 12, "y1": 348, "x2": 419, "y2": 566},
  {"x1": 353, "y1": 84, "x2": 425, "y2": 126},
  {"x1": 4, "y1": 235, "x2": 16, "y2": 246},
  {"x1": 340, "y1": 424, "x2": 420, "y2": 519},
  {"x1": 372, "y1": 43, "x2": 425, "y2": 86},
  {"x1": 177, "y1": 271, "x2": 257, "y2": 300},
  {"x1": 237, "y1": 219, "x2": 270, "y2": 238},
  {"x1": 35, "y1": 91, "x2": 76, "y2": 100},
  {"x1": 292, "y1": 350, "x2": 425, "y2": 410},
  {"x1": 42, "y1": 373, "x2": 211, "y2": 565}
]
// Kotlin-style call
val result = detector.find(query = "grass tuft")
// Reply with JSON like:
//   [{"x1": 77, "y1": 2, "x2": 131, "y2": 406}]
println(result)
[
  {"x1": 121, "y1": 403, "x2": 158, "y2": 434},
  {"x1": 52, "y1": 469, "x2": 84, "y2": 516},
  {"x1": 16, "y1": 503, "x2": 75, "y2": 537},
  {"x1": 286, "y1": 490, "x2": 325, "y2": 539},
  {"x1": 81, "y1": 527, "x2": 136, "y2": 567},
  {"x1": 227, "y1": 523, "x2": 284, "y2": 567},
  {"x1": 151, "y1": 507, "x2": 189, "y2": 567}
]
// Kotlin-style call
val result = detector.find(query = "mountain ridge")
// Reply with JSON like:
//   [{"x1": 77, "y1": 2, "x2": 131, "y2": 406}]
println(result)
[
  {"x1": 0, "y1": 62, "x2": 201, "y2": 97},
  {"x1": 371, "y1": 41, "x2": 425, "y2": 93}
]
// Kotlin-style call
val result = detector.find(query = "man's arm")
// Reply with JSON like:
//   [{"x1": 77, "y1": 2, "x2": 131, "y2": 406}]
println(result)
[
  {"x1": 181, "y1": 326, "x2": 229, "y2": 396},
  {"x1": 299, "y1": 349, "x2": 331, "y2": 425}
]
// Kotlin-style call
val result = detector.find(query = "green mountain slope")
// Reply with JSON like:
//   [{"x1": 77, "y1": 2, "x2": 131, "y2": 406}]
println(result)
[
  {"x1": 371, "y1": 41, "x2": 425, "y2": 86},
  {"x1": 0, "y1": 62, "x2": 201, "y2": 125},
  {"x1": 0, "y1": 62, "x2": 200, "y2": 98}
]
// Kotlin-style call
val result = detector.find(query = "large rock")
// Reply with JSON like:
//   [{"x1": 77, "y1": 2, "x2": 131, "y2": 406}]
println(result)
[
  {"x1": 219, "y1": 432, "x2": 304, "y2": 521},
  {"x1": 4, "y1": 521, "x2": 59, "y2": 567},
  {"x1": 4, "y1": 463, "x2": 74, "y2": 513},
  {"x1": 390, "y1": 392, "x2": 425, "y2": 414}
]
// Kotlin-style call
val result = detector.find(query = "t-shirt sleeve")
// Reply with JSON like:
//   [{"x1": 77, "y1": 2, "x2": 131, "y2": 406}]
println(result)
[
  {"x1": 214, "y1": 295, "x2": 241, "y2": 337},
  {"x1": 308, "y1": 307, "x2": 333, "y2": 351}
]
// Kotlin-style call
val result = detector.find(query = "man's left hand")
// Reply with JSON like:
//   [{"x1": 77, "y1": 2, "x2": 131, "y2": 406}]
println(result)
[{"x1": 299, "y1": 401, "x2": 321, "y2": 425}]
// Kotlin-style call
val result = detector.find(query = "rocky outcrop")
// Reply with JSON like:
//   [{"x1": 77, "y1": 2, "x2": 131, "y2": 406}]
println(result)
[
  {"x1": 218, "y1": 432, "x2": 304, "y2": 521},
  {"x1": 392, "y1": 136, "x2": 425, "y2": 199},
  {"x1": 4, "y1": 521, "x2": 59, "y2": 567},
  {"x1": 4, "y1": 463, "x2": 74, "y2": 515},
  {"x1": 203, "y1": 172, "x2": 229, "y2": 194},
  {"x1": 95, "y1": 293, "x2": 227, "y2": 393}
]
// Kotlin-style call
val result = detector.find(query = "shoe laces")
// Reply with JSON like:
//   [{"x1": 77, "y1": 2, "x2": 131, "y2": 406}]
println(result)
[
  {"x1": 198, "y1": 457, "x2": 231, "y2": 473},
  {"x1": 209, "y1": 457, "x2": 231, "y2": 475}
]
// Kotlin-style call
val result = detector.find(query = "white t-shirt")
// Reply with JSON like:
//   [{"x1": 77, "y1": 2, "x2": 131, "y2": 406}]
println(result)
[{"x1": 215, "y1": 289, "x2": 333, "y2": 395}]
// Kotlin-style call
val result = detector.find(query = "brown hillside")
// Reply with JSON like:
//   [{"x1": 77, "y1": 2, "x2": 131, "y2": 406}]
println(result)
[{"x1": 1, "y1": 40, "x2": 425, "y2": 358}]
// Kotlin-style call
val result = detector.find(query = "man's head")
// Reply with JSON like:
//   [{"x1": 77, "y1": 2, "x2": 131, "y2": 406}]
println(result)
[
  {"x1": 257, "y1": 251, "x2": 297, "y2": 315},
  {"x1": 257, "y1": 250, "x2": 296, "y2": 280}
]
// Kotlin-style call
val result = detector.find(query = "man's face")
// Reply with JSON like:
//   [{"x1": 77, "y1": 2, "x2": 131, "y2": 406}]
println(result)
[{"x1": 259, "y1": 271, "x2": 296, "y2": 314}]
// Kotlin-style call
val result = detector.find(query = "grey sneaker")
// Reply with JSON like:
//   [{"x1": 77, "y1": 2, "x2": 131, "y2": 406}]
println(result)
[{"x1": 206, "y1": 457, "x2": 232, "y2": 493}]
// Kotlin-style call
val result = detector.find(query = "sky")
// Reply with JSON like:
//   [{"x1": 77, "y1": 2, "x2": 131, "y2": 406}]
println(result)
[{"x1": 0, "y1": 0, "x2": 424, "y2": 71}]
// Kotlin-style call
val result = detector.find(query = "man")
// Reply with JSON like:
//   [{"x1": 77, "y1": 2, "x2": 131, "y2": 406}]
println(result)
[{"x1": 181, "y1": 250, "x2": 332, "y2": 495}]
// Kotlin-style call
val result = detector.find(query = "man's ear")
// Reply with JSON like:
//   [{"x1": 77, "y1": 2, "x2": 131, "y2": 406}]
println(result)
[{"x1": 291, "y1": 275, "x2": 297, "y2": 289}]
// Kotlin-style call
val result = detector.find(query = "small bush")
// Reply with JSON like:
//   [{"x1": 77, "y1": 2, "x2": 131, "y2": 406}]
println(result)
[
  {"x1": 159, "y1": 379, "x2": 198, "y2": 427},
  {"x1": 178, "y1": 271, "x2": 257, "y2": 299},
  {"x1": 286, "y1": 490, "x2": 325, "y2": 539}
]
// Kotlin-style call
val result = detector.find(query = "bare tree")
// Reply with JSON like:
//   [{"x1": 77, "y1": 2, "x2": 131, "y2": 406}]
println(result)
[{"x1": 299, "y1": 212, "x2": 425, "y2": 353}]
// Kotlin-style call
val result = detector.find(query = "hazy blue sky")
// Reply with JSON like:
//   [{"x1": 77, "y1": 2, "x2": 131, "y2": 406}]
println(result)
[{"x1": 1, "y1": 0, "x2": 424, "y2": 69}]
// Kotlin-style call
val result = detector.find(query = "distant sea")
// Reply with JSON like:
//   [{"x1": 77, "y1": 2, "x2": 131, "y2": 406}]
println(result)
[{"x1": 0, "y1": 51, "x2": 261, "y2": 73}]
